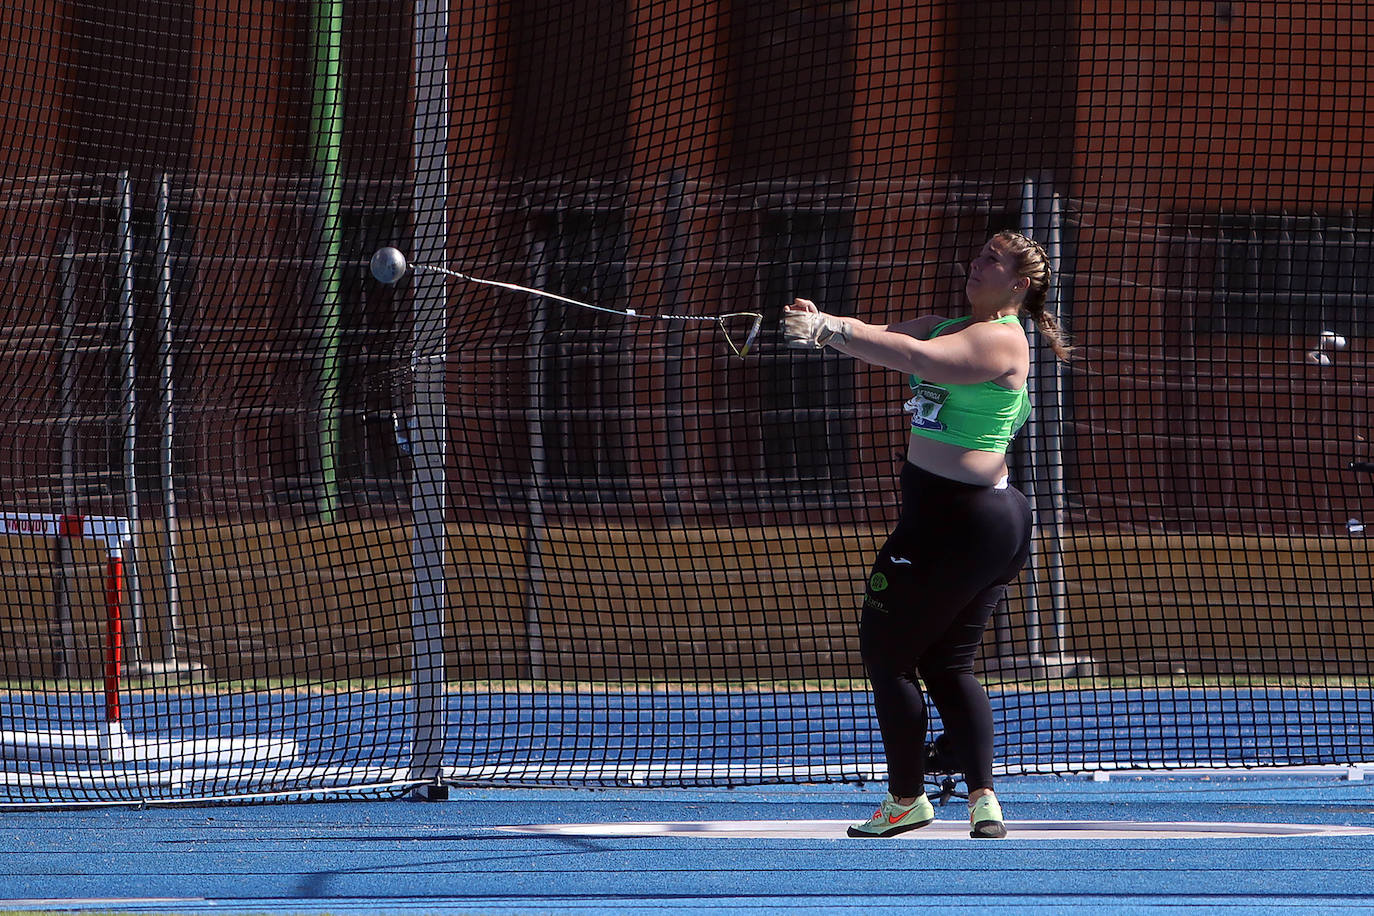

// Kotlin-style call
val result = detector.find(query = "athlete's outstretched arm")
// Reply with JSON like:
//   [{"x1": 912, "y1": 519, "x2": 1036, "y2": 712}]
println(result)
[{"x1": 782, "y1": 299, "x2": 1021, "y2": 386}]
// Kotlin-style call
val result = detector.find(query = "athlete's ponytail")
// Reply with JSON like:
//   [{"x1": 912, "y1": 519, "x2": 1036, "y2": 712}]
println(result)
[{"x1": 994, "y1": 230, "x2": 1073, "y2": 362}]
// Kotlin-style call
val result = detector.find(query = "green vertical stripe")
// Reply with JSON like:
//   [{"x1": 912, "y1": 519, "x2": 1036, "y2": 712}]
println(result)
[{"x1": 312, "y1": 0, "x2": 343, "y2": 520}]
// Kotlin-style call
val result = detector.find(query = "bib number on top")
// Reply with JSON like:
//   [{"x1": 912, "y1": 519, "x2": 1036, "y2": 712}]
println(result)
[{"x1": 904, "y1": 383, "x2": 949, "y2": 431}]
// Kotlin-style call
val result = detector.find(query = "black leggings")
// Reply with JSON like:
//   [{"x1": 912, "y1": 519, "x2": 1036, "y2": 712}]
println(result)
[{"x1": 860, "y1": 462, "x2": 1032, "y2": 797}]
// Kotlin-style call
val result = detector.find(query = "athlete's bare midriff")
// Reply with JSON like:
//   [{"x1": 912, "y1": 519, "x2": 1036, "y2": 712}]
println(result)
[{"x1": 906, "y1": 435, "x2": 1009, "y2": 486}]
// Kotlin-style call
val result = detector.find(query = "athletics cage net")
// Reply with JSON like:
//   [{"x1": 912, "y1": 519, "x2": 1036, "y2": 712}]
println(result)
[{"x1": 0, "y1": 1, "x2": 1370, "y2": 805}]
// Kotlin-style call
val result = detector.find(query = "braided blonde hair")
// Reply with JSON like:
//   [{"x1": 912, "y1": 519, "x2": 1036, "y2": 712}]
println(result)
[{"x1": 993, "y1": 229, "x2": 1072, "y2": 362}]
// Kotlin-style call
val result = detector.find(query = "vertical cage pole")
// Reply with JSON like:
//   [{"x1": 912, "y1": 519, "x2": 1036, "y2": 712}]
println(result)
[
  {"x1": 408, "y1": 0, "x2": 450, "y2": 797},
  {"x1": 1017, "y1": 179, "x2": 1045, "y2": 666},
  {"x1": 154, "y1": 174, "x2": 184, "y2": 666},
  {"x1": 115, "y1": 171, "x2": 144, "y2": 668},
  {"x1": 54, "y1": 236, "x2": 78, "y2": 678},
  {"x1": 1044, "y1": 193, "x2": 1070, "y2": 660},
  {"x1": 1020, "y1": 177, "x2": 1071, "y2": 671},
  {"x1": 523, "y1": 225, "x2": 548, "y2": 682}
]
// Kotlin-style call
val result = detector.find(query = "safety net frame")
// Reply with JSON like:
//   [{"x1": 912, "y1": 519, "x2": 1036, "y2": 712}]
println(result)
[{"x1": 0, "y1": 1, "x2": 1371, "y2": 805}]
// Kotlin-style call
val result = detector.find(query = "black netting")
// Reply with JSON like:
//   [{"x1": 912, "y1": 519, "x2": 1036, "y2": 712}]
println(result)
[{"x1": 1, "y1": 1, "x2": 1370, "y2": 804}]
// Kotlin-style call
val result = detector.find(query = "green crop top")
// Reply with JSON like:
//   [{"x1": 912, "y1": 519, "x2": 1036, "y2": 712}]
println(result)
[{"x1": 905, "y1": 315, "x2": 1031, "y2": 454}]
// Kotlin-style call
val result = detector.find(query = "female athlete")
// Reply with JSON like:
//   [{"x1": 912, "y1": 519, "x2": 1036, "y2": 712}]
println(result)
[{"x1": 782, "y1": 230, "x2": 1071, "y2": 838}]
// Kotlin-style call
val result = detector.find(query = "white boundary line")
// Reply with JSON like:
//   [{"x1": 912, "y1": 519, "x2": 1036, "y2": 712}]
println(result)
[
  {"x1": 445, "y1": 760, "x2": 1374, "y2": 785},
  {"x1": 0, "y1": 900, "x2": 203, "y2": 908},
  {"x1": 495, "y1": 819, "x2": 1374, "y2": 841}
]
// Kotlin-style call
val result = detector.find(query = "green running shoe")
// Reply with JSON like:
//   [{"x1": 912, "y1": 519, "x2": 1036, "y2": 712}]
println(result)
[
  {"x1": 847, "y1": 792, "x2": 935, "y2": 838},
  {"x1": 969, "y1": 794, "x2": 1007, "y2": 838}
]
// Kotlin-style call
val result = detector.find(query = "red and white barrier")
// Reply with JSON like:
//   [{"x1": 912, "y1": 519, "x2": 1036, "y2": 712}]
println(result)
[{"x1": 0, "y1": 512, "x2": 298, "y2": 767}]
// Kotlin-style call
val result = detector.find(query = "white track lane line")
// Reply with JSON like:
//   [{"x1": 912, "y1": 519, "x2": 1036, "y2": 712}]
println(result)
[{"x1": 495, "y1": 819, "x2": 1374, "y2": 840}]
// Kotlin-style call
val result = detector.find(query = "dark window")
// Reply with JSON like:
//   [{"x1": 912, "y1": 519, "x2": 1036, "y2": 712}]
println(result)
[
  {"x1": 97, "y1": 191, "x2": 195, "y2": 508},
  {"x1": 755, "y1": 208, "x2": 854, "y2": 491},
  {"x1": 1197, "y1": 214, "x2": 1374, "y2": 336},
  {"x1": 529, "y1": 208, "x2": 633, "y2": 503}
]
